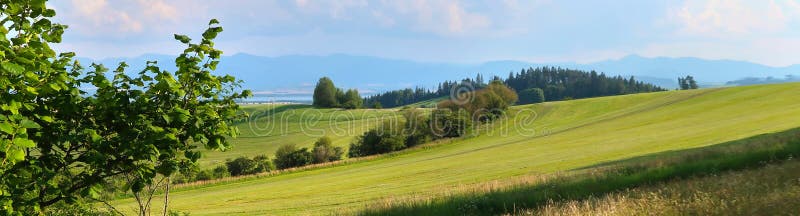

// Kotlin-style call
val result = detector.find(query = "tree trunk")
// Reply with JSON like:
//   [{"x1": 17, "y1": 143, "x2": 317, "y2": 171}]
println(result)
[{"x1": 162, "y1": 177, "x2": 170, "y2": 216}]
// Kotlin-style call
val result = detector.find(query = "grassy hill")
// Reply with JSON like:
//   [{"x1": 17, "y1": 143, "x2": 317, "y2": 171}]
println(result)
[
  {"x1": 112, "y1": 82, "x2": 800, "y2": 215},
  {"x1": 198, "y1": 104, "x2": 400, "y2": 166}
]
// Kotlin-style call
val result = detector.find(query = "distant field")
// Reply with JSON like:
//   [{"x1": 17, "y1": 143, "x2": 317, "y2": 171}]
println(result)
[
  {"x1": 198, "y1": 104, "x2": 401, "y2": 166},
  {"x1": 112, "y1": 82, "x2": 800, "y2": 215}
]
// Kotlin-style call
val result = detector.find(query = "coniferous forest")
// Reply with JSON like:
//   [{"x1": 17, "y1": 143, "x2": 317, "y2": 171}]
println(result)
[{"x1": 365, "y1": 67, "x2": 666, "y2": 108}]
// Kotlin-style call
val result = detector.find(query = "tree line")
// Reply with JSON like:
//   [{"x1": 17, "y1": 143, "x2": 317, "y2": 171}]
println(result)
[
  {"x1": 350, "y1": 81, "x2": 518, "y2": 157},
  {"x1": 364, "y1": 67, "x2": 666, "y2": 108}
]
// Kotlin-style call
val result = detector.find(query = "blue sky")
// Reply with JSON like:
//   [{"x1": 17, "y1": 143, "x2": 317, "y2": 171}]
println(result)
[{"x1": 49, "y1": 0, "x2": 800, "y2": 67}]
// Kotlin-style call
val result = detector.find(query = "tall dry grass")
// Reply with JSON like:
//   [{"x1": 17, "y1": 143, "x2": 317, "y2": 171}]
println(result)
[{"x1": 359, "y1": 128, "x2": 800, "y2": 215}]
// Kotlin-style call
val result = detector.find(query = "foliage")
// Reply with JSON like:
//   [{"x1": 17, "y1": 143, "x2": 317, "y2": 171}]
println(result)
[
  {"x1": 225, "y1": 155, "x2": 274, "y2": 176},
  {"x1": 0, "y1": 1, "x2": 249, "y2": 214},
  {"x1": 341, "y1": 89, "x2": 363, "y2": 109},
  {"x1": 274, "y1": 144, "x2": 313, "y2": 169},
  {"x1": 313, "y1": 77, "x2": 338, "y2": 108},
  {"x1": 348, "y1": 122, "x2": 407, "y2": 157},
  {"x1": 226, "y1": 157, "x2": 256, "y2": 177},
  {"x1": 366, "y1": 68, "x2": 665, "y2": 108},
  {"x1": 518, "y1": 88, "x2": 545, "y2": 104},
  {"x1": 402, "y1": 109, "x2": 432, "y2": 147},
  {"x1": 438, "y1": 81, "x2": 517, "y2": 121},
  {"x1": 429, "y1": 109, "x2": 472, "y2": 138},
  {"x1": 311, "y1": 137, "x2": 343, "y2": 163},
  {"x1": 313, "y1": 77, "x2": 362, "y2": 109},
  {"x1": 678, "y1": 75, "x2": 699, "y2": 90}
]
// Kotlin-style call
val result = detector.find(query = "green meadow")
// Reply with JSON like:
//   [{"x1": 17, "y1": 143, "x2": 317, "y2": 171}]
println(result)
[{"x1": 113, "y1": 82, "x2": 800, "y2": 215}]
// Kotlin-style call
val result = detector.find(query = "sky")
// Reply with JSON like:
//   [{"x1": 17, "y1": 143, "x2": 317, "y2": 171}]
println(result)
[{"x1": 47, "y1": 0, "x2": 800, "y2": 67}]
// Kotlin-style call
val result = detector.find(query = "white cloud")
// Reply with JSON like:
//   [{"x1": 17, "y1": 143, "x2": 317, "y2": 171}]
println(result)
[
  {"x1": 61, "y1": 0, "x2": 186, "y2": 37},
  {"x1": 671, "y1": 0, "x2": 797, "y2": 38},
  {"x1": 384, "y1": 0, "x2": 492, "y2": 36}
]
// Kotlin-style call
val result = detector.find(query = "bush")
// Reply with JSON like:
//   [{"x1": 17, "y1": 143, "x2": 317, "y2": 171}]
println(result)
[
  {"x1": 226, "y1": 156, "x2": 259, "y2": 176},
  {"x1": 274, "y1": 144, "x2": 313, "y2": 169},
  {"x1": 430, "y1": 109, "x2": 473, "y2": 138},
  {"x1": 349, "y1": 122, "x2": 407, "y2": 157},
  {"x1": 519, "y1": 88, "x2": 545, "y2": 104},
  {"x1": 253, "y1": 154, "x2": 276, "y2": 173},
  {"x1": 312, "y1": 137, "x2": 344, "y2": 163},
  {"x1": 403, "y1": 108, "x2": 432, "y2": 147},
  {"x1": 438, "y1": 81, "x2": 517, "y2": 121},
  {"x1": 211, "y1": 165, "x2": 230, "y2": 179}
]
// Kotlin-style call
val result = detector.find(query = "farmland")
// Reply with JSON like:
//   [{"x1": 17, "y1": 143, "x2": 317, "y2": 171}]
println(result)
[{"x1": 113, "y1": 83, "x2": 800, "y2": 215}]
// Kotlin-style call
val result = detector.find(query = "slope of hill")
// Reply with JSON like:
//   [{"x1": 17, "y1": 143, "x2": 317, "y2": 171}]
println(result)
[
  {"x1": 111, "y1": 82, "x2": 800, "y2": 215},
  {"x1": 199, "y1": 105, "x2": 400, "y2": 166}
]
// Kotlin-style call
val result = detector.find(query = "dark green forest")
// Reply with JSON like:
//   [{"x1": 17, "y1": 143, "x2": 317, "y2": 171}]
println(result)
[{"x1": 365, "y1": 67, "x2": 665, "y2": 108}]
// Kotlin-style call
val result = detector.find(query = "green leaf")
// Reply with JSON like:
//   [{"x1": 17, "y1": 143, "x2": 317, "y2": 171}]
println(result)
[
  {"x1": 13, "y1": 137, "x2": 35, "y2": 148},
  {"x1": 7, "y1": 149, "x2": 25, "y2": 163},
  {"x1": 209, "y1": 19, "x2": 219, "y2": 25},
  {"x1": 39, "y1": 115, "x2": 54, "y2": 123},
  {"x1": 174, "y1": 34, "x2": 191, "y2": 44},
  {"x1": 1, "y1": 62, "x2": 24, "y2": 75},
  {"x1": 20, "y1": 119, "x2": 40, "y2": 129},
  {"x1": 0, "y1": 122, "x2": 13, "y2": 134},
  {"x1": 43, "y1": 9, "x2": 56, "y2": 17},
  {"x1": 48, "y1": 82, "x2": 61, "y2": 91}
]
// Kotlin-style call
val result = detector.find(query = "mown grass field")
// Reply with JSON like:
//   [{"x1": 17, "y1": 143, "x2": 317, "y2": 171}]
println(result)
[
  {"x1": 113, "y1": 82, "x2": 800, "y2": 215},
  {"x1": 198, "y1": 104, "x2": 400, "y2": 166}
]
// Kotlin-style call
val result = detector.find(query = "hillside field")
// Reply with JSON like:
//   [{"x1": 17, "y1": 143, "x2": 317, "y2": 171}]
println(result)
[{"x1": 112, "y1": 82, "x2": 800, "y2": 215}]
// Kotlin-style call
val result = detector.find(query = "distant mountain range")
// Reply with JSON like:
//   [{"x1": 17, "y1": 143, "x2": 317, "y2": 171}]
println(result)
[{"x1": 78, "y1": 54, "x2": 800, "y2": 100}]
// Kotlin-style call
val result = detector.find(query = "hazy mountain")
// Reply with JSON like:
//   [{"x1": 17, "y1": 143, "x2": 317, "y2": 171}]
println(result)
[{"x1": 78, "y1": 54, "x2": 800, "y2": 99}]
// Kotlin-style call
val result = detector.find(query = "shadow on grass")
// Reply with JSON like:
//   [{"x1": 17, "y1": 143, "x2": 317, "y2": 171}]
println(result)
[{"x1": 359, "y1": 128, "x2": 800, "y2": 216}]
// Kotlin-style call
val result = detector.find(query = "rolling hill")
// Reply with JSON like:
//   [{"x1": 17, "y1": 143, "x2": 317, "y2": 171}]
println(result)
[{"x1": 111, "y1": 82, "x2": 800, "y2": 215}]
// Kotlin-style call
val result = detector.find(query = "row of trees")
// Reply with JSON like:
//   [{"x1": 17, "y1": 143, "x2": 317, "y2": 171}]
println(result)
[
  {"x1": 364, "y1": 67, "x2": 666, "y2": 108},
  {"x1": 312, "y1": 77, "x2": 363, "y2": 109},
  {"x1": 364, "y1": 77, "x2": 491, "y2": 108},
  {"x1": 173, "y1": 137, "x2": 344, "y2": 184},
  {"x1": 349, "y1": 81, "x2": 518, "y2": 157}
]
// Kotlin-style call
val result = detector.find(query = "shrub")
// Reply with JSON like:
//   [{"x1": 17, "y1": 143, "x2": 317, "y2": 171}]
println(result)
[
  {"x1": 438, "y1": 81, "x2": 517, "y2": 121},
  {"x1": 312, "y1": 137, "x2": 344, "y2": 163},
  {"x1": 430, "y1": 109, "x2": 473, "y2": 138},
  {"x1": 211, "y1": 165, "x2": 230, "y2": 179},
  {"x1": 274, "y1": 144, "x2": 313, "y2": 169},
  {"x1": 349, "y1": 122, "x2": 407, "y2": 157},
  {"x1": 226, "y1": 156, "x2": 259, "y2": 176},
  {"x1": 403, "y1": 108, "x2": 432, "y2": 147},
  {"x1": 194, "y1": 170, "x2": 212, "y2": 181},
  {"x1": 253, "y1": 154, "x2": 276, "y2": 173}
]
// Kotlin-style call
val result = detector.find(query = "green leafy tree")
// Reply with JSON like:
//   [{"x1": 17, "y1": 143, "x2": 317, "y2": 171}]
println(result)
[
  {"x1": 341, "y1": 89, "x2": 363, "y2": 109},
  {"x1": 0, "y1": 2, "x2": 250, "y2": 214},
  {"x1": 313, "y1": 77, "x2": 338, "y2": 108}
]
